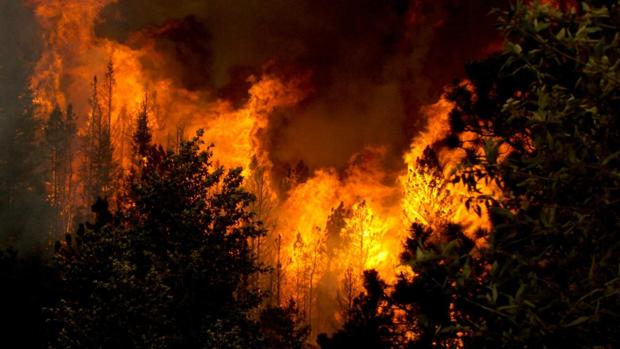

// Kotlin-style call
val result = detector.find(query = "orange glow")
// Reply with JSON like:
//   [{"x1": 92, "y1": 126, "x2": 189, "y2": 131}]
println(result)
[
  {"x1": 401, "y1": 96, "x2": 495, "y2": 238},
  {"x1": 27, "y1": 0, "x2": 499, "y2": 331}
]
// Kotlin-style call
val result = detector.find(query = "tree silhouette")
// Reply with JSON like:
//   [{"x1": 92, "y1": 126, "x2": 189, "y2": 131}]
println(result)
[
  {"x1": 320, "y1": 2, "x2": 620, "y2": 348},
  {"x1": 132, "y1": 96, "x2": 152, "y2": 164},
  {"x1": 317, "y1": 270, "x2": 394, "y2": 349},
  {"x1": 44, "y1": 105, "x2": 77, "y2": 236},
  {"x1": 82, "y1": 76, "x2": 116, "y2": 204},
  {"x1": 0, "y1": 92, "x2": 50, "y2": 247},
  {"x1": 51, "y1": 131, "x2": 266, "y2": 348}
]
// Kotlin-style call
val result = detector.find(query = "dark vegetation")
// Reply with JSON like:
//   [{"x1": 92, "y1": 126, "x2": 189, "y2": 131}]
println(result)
[
  {"x1": 0, "y1": 1, "x2": 619, "y2": 348},
  {"x1": 319, "y1": 1, "x2": 620, "y2": 347}
]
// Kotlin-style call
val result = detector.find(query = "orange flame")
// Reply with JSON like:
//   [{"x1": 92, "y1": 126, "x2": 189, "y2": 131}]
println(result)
[{"x1": 27, "y1": 0, "x2": 498, "y2": 332}]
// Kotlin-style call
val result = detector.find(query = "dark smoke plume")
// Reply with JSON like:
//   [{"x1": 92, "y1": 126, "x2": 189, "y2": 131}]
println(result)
[{"x1": 94, "y1": 0, "x2": 504, "y2": 175}]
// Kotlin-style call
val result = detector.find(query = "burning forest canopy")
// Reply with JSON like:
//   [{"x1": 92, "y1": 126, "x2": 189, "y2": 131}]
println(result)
[{"x1": 1, "y1": 0, "x2": 619, "y2": 348}]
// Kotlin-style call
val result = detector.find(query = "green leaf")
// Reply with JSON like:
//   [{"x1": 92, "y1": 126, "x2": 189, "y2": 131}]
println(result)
[
  {"x1": 490, "y1": 207, "x2": 515, "y2": 220},
  {"x1": 535, "y1": 21, "x2": 550, "y2": 32},
  {"x1": 565, "y1": 316, "x2": 590, "y2": 328},
  {"x1": 463, "y1": 261, "x2": 471, "y2": 279},
  {"x1": 508, "y1": 42, "x2": 523, "y2": 55},
  {"x1": 602, "y1": 151, "x2": 620, "y2": 165},
  {"x1": 556, "y1": 28, "x2": 566, "y2": 40}
]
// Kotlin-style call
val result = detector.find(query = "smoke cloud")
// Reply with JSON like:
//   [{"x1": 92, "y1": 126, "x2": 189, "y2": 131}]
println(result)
[
  {"x1": 94, "y1": 0, "x2": 502, "y2": 175},
  {"x1": 0, "y1": 0, "x2": 47, "y2": 250},
  {"x1": 0, "y1": 0, "x2": 41, "y2": 114}
]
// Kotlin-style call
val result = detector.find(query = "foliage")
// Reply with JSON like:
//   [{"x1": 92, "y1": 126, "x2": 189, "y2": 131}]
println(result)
[
  {"x1": 390, "y1": 223, "x2": 480, "y2": 348},
  {"x1": 320, "y1": 224, "x2": 481, "y2": 349},
  {"x1": 82, "y1": 76, "x2": 116, "y2": 202},
  {"x1": 132, "y1": 98, "x2": 152, "y2": 163},
  {"x1": 50, "y1": 131, "x2": 267, "y2": 348},
  {"x1": 317, "y1": 270, "x2": 395, "y2": 349},
  {"x1": 442, "y1": 0, "x2": 620, "y2": 346},
  {"x1": 44, "y1": 105, "x2": 77, "y2": 235},
  {"x1": 321, "y1": 1, "x2": 620, "y2": 348},
  {"x1": 258, "y1": 300, "x2": 311, "y2": 349},
  {"x1": 0, "y1": 248, "x2": 58, "y2": 348},
  {"x1": 403, "y1": 146, "x2": 454, "y2": 230},
  {"x1": 0, "y1": 93, "x2": 51, "y2": 248}
]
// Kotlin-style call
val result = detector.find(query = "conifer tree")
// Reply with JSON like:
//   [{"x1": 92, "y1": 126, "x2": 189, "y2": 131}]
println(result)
[
  {"x1": 82, "y1": 76, "x2": 116, "y2": 204},
  {"x1": 317, "y1": 271, "x2": 394, "y2": 349},
  {"x1": 44, "y1": 105, "x2": 77, "y2": 235},
  {"x1": 132, "y1": 97, "x2": 152, "y2": 164},
  {"x1": 0, "y1": 92, "x2": 50, "y2": 247},
  {"x1": 52, "y1": 131, "x2": 267, "y2": 348}
]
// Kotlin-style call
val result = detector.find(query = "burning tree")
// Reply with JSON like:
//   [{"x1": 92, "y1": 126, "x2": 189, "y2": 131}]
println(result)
[
  {"x1": 403, "y1": 146, "x2": 453, "y2": 231},
  {"x1": 246, "y1": 156, "x2": 278, "y2": 295},
  {"x1": 82, "y1": 75, "x2": 116, "y2": 204},
  {"x1": 441, "y1": 1, "x2": 620, "y2": 346},
  {"x1": 322, "y1": 1, "x2": 620, "y2": 348},
  {"x1": 290, "y1": 226, "x2": 328, "y2": 324},
  {"x1": 44, "y1": 105, "x2": 77, "y2": 236},
  {"x1": 342, "y1": 200, "x2": 387, "y2": 276},
  {"x1": 318, "y1": 270, "x2": 395, "y2": 349}
]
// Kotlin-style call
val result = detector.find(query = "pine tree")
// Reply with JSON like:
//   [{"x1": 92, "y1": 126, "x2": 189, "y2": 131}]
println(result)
[
  {"x1": 82, "y1": 76, "x2": 116, "y2": 204},
  {"x1": 115, "y1": 105, "x2": 132, "y2": 170},
  {"x1": 51, "y1": 131, "x2": 267, "y2": 348},
  {"x1": 45, "y1": 106, "x2": 65, "y2": 207},
  {"x1": 44, "y1": 105, "x2": 77, "y2": 236},
  {"x1": 103, "y1": 59, "x2": 114, "y2": 132},
  {"x1": 132, "y1": 96, "x2": 152, "y2": 164},
  {"x1": 317, "y1": 271, "x2": 394, "y2": 349},
  {"x1": 0, "y1": 0, "x2": 51, "y2": 249},
  {"x1": 0, "y1": 92, "x2": 50, "y2": 247},
  {"x1": 258, "y1": 300, "x2": 310, "y2": 349},
  {"x1": 63, "y1": 105, "x2": 77, "y2": 233}
]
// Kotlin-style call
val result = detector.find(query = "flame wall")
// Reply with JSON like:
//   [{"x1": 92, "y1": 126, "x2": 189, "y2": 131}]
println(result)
[{"x1": 23, "y1": 0, "x2": 504, "y2": 334}]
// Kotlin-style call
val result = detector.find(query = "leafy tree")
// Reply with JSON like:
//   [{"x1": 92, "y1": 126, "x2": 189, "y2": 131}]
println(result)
[
  {"x1": 391, "y1": 223, "x2": 481, "y2": 348},
  {"x1": 320, "y1": 1, "x2": 620, "y2": 348},
  {"x1": 50, "y1": 131, "x2": 266, "y2": 348},
  {"x1": 438, "y1": 0, "x2": 620, "y2": 346}
]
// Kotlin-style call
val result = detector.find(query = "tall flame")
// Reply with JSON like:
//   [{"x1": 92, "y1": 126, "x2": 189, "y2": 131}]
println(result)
[{"x1": 26, "y1": 0, "x2": 496, "y2": 333}]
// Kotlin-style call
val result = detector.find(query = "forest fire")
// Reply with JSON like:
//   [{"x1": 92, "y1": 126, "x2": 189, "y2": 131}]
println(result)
[
  {"x1": 6, "y1": 1, "x2": 616, "y2": 348},
  {"x1": 22, "y1": 0, "x2": 503, "y2": 334}
]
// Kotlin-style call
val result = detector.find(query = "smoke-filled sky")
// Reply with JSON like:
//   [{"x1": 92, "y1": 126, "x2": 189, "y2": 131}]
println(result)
[
  {"x1": 0, "y1": 0, "x2": 40, "y2": 114},
  {"x1": 0, "y1": 0, "x2": 505, "y2": 308},
  {"x1": 91, "y1": 0, "x2": 503, "y2": 174},
  {"x1": 1, "y1": 0, "x2": 504, "y2": 175}
]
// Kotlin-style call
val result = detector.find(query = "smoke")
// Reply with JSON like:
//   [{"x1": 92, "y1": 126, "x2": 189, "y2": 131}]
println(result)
[
  {"x1": 0, "y1": 0, "x2": 41, "y2": 115},
  {"x1": 11, "y1": 0, "x2": 507, "y2": 329},
  {"x1": 0, "y1": 0, "x2": 48, "y2": 250},
  {"x1": 93, "y1": 0, "x2": 503, "y2": 176}
]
